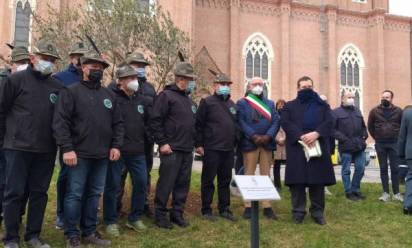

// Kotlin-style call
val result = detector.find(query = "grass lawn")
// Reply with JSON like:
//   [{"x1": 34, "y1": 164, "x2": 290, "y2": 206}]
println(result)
[{"x1": 4, "y1": 168, "x2": 412, "y2": 248}]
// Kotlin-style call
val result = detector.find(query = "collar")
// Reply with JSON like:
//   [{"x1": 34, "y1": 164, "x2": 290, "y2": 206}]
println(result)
[
  {"x1": 28, "y1": 64, "x2": 51, "y2": 80},
  {"x1": 81, "y1": 80, "x2": 101, "y2": 90}
]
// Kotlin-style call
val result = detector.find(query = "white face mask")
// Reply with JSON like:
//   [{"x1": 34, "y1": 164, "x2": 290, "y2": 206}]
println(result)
[
  {"x1": 251, "y1": 85, "x2": 263, "y2": 96},
  {"x1": 126, "y1": 80, "x2": 139, "y2": 92},
  {"x1": 16, "y1": 64, "x2": 28, "y2": 72},
  {"x1": 344, "y1": 98, "x2": 355, "y2": 106},
  {"x1": 35, "y1": 60, "x2": 54, "y2": 75}
]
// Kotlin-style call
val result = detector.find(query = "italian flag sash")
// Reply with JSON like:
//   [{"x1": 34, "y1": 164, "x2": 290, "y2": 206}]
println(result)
[{"x1": 244, "y1": 94, "x2": 272, "y2": 122}]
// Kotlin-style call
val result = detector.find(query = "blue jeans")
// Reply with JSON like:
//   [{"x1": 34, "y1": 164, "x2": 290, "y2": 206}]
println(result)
[
  {"x1": 64, "y1": 158, "x2": 108, "y2": 238},
  {"x1": 340, "y1": 151, "x2": 366, "y2": 194},
  {"x1": 103, "y1": 155, "x2": 147, "y2": 224}
]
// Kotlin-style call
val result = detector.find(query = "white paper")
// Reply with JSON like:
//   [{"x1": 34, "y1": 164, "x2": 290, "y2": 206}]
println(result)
[{"x1": 234, "y1": 175, "x2": 281, "y2": 201}]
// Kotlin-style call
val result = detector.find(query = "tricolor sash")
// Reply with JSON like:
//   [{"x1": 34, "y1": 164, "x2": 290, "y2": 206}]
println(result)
[{"x1": 244, "y1": 94, "x2": 272, "y2": 121}]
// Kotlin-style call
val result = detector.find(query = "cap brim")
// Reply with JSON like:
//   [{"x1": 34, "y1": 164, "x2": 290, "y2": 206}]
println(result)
[
  {"x1": 117, "y1": 72, "x2": 138, "y2": 79},
  {"x1": 128, "y1": 59, "x2": 150, "y2": 66},
  {"x1": 175, "y1": 73, "x2": 198, "y2": 79},
  {"x1": 12, "y1": 54, "x2": 30, "y2": 63},
  {"x1": 82, "y1": 58, "x2": 110, "y2": 69},
  {"x1": 34, "y1": 52, "x2": 61, "y2": 60}
]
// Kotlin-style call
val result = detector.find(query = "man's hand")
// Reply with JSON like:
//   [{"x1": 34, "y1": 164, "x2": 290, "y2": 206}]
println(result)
[
  {"x1": 159, "y1": 144, "x2": 173, "y2": 155},
  {"x1": 63, "y1": 151, "x2": 77, "y2": 167},
  {"x1": 260, "y1": 135, "x2": 272, "y2": 145},
  {"x1": 195, "y1": 147, "x2": 205, "y2": 156},
  {"x1": 251, "y1": 135, "x2": 263, "y2": 145},
  {"x1": 301, "y1": 132, "x2": 320, "y2": 147},
  {"x1": 109, "y1": 148, "x2": 121, "y2": 161}
]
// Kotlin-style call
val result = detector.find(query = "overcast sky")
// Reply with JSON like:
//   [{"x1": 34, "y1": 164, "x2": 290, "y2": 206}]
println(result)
[{"x1": 389, "y1": 0, "x2": 412, "y2": 17}]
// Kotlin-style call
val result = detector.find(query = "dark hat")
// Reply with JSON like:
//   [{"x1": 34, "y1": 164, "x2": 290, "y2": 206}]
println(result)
[
  {"x1": 126, "y1": 52, "x2": 150, "y2": 66},
  {"x1": 116, "y1": 64, "x2": 137, "y2": 79},
  {"x1": 11, "y1": 46, "x2": 30, "y2": 63},
  {"x1": 174, "y1": 62, "x2": 197, "y2": 79},
  {"x1": 69, "y1": 42, "x2": 88, "y2": 56},
  {"x1": 208, "y1": 69, "x2": 232, "y2": 84},
  {"x1": 80, "y1": 50, "x2": 110, "y2": 68},
  {"x1": 33, "y1": 39, "x2": 61, "y2": 60}
]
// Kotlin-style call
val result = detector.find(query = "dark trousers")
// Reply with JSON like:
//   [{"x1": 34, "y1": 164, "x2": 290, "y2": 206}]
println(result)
[
  {"x1": 56, "y1": 152, "x2": 68, "y2": 221},
  {"x1": 0, "y1": 150, "x2": 6, "y2": 223},
  {"x1": 3, "y1": 150, "x2": 56, "y2": 243},
  {"x1": 201, "y1": 150, "x2": 233, "y2": 214},
  {"x1": 154, "y1": 151, "x2": 193, "y2": 219},
  {"x1": 144, "y1": 142, "x2": 154, "y2": 207},
  {"x1": 289, "y1": 184, "x2": 325, "y2": 219},
  {"x1": 375, "y1": 142, "x2": 400, "y2": 194},
  {"x1": 234, "y1": 147, "x2": 244, "y2": 175},
  {"x1": 64, "y1": 158, "x2": 108, "y2": 238},
  {"x1": 273, "y1": 160, "x2": 284, "y2": 189},
  {"x1": 103, "y1": 155, "x2": 147, "y2": 224}
]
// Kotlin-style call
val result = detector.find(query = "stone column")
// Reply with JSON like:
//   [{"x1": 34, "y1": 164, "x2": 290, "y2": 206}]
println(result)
[
  {"x1": 229, "y1": 0, "x2": 241, "y2": 97},
  {"x1": 327, "y1": 6, "x2": 338, "y2": 107},
  {"x1": 280, "y1": 0, "x2": 291, "y2": 100}
]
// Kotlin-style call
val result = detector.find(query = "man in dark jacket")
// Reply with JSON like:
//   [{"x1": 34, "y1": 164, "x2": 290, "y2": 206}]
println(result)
[
  {"x1": 53, "y1": 41, "x2": 87, "y2": 230},
  {"x1": 333, "y1": 91, "x2": 368, "y2": 201},
  {"x1": 398, "y1": 106, "x2": 412, "y2": 214},
  {"x1": 103, "y1": 64, "x2": 150, "y2": 236},
  {"x1": 281, "y1": 76, "x2": 336, "y2": 225},
  {"x1": 125, "y1": 52, "x2": 156, "y2": 217},
  {"x1": 237, "y1": 77, "x2": 280, "y2": 220},
  {"x1": 368, "y1": 90, "x2": 403, "y2": 202},
  {"x1": 53, "y1": 51, "x2": 124, "y2": 248},
  {"x1": 0, "y1": 39, "x2": 63, "y2": 248},
  {"x1": 195, "y1": 71, "x2": 237, "y2": 222},
  {"x1": 150, "y1": 61, "x2": 197, "y2": 229}
]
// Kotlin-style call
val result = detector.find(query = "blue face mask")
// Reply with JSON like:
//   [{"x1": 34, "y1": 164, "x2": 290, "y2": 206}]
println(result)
[
  {"x1": 136, "y1": 68, "x2": 146, "y2": 78},
  {"x1": 217, "y1": 85, "x2": 231, "y2": 96},
  {"x1": 187, "y1": 80, "x2": 196, "y2": 93},
  {"x1": 35, "y1": 60, "x2": 54, "y2": 75}
]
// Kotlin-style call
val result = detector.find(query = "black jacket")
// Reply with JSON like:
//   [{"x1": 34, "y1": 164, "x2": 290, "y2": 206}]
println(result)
[
  {"x1": 53, "y1": 81, "x2": 124, "y2": 159},
  {"x1": 0, "y1": 66, "x2": 63, "y2": 153},
  {"x1": 367, "y1": 104, "x2": 403, "y2": 143},
  {"x1": 149, "y1": 84, "x2": 196, "y2": 152},
  {"x1": 333, "y1": 105, "x2": 368, "y2": 153},
  {"x1": 138, "y1": 77, "x2": 156, "y2": 104},
  {"x1": 195, "y1": 94, "x2": 238, "y2": 151},
  {"x1": 110, "y1": 84, "x2": 151, "y2": 155}
]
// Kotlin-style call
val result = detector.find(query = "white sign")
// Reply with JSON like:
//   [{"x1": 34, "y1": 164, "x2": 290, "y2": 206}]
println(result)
[{"x1": 234, "y1": 175, "x2": 281, "y2": 201}]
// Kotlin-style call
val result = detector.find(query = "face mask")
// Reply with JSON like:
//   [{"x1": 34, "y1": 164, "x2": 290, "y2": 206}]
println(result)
[
  {"x1": 136, "y1": 68, "x2": 146, "y2": 78},
  {"x1": 16, "y1": 64, "x2": 28, "y2": 72},
  {"x1": 217, "y1": 85, "x2": 231, "y2": 96},
  {"x1": 187, "y1": 80, "x2": 196, "y2": 93},
  {"x1": 126, "y1": 79, "x2": 139, "y2": 92},
  {"x1": 381, "y1": 99, "x2": 390, "y2": 107},
  {"x1": 251, "y1": 85, "x2": 263, "y2": 96},
  {"x1": 89, "y1": 69, "x2": 103, "y2": 82},
  {"x1": 35, "y1": 60, "x2": 54, "y2": 75},
  {"x1": 343, "y1": 98, "x2": 355, "y2": 107},
  {"x1": 297, "y1": 88, "x2": 314, "y2": 99}
]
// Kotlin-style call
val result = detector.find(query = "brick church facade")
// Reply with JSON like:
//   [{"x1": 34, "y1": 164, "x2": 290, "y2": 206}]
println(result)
[{"x1": 1, "y1": 0, "x2": 411, "y2": 114}]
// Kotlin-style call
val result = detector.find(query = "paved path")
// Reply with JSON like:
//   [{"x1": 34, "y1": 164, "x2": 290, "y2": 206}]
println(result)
[{"x1": 152, "y1": 157, "x2": 384, "y2": 183}]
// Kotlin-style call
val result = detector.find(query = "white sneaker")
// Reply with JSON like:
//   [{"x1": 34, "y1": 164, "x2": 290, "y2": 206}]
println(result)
[
  {"x1": 325, "y1": 187, "x2": 333, "y2": 196},
  {"x1": 379, "y1": 192, "x2": 391, "y2": 202},
  {"x1": 393, "y1": 193, "x2": 404, "y2": 202}
]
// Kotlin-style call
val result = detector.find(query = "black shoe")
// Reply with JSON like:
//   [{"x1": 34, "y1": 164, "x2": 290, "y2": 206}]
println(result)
[
  {"x1": 144, "y1": 205, "x2": 154, "y2": 218},
  {"x1": 220, "y1": 210, "x2": 237, "y2": 222},
  {"x1": 352, "y1": 192, "x2": 366, "y2": 200},
  {"x1": 155, "y1": 218, "x2": 174, "y2": 229},
  {"x1": 66, "y1": 237, "x2": 81, "y2": 248},
  {"x1": 346, "y1": 193, "x2": 360, "y2": 201},
  {"x1": 312, "y1": 216, "x2": 327, "y2": 225},
  {"x1": 243, "y1": 207, "x2": 251, "y2": 219},
  {"x1": 202, "y1": 212, "x2": 218, "y2": 222},
  {"x1": 293, "y1": 216, "x2": 304, "y2": 224},
  {"x1": 263, "y1": 208, "x2": 278, "y2": 220},
  {"x1": 170, "y1": 214, "x2": 189, "y2": 227},
  {"x1": 83, "y1": 232, "x2": 111, "y2": 247},
  {"x1": 403, "y1": 208, "x2": 412, "y2": 215}
]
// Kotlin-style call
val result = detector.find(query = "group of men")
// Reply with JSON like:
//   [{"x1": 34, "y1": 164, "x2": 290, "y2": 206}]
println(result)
[{"x1": 0, "y1": 38, "x2": 411, "y2": 248}]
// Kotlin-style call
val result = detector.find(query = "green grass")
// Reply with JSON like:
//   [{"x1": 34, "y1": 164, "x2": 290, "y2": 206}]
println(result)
[{"x1": 6, "y1": 169, "x2": 412, "y2": 248}]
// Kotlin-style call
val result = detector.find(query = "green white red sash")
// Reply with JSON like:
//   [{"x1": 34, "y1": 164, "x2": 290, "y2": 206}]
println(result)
[{"x1": 244, "y1": 94, "x2": 272, "y2": 121}]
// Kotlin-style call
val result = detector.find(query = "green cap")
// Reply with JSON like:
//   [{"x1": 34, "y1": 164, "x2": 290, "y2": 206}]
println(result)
[
  {"x1": 174, "y1": 62, "x2": 197, "y2": 79},
  {"x1": 11, "y1": 46, "x2": 30, "y2": 63},
  {"x1": 33, "y1": 39, "x2": 61, "y2": 60},
  {"x1": 126, "y1": 52, "x2": 150, "y2": 66},
  {"x1": 80, "y1": 50, "x2": 110, "y2": 68},
  {"x1": 214, "y1": 73, "x2": 232, "y2": 84},
  {"x1": 116, "y1": 64, "x2": 138, "y2": 79},
  {"x1": 69, "y1": 42, "x2": 88, "y2": 56}
]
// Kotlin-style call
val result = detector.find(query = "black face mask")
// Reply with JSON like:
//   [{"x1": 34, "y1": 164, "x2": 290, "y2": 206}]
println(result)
[
  {"x1": 381, "y1": 99, "x2": 391, "y2": 108},
  {"x1": 89, "y1": 69, "x2": 103, "y2": 82}
]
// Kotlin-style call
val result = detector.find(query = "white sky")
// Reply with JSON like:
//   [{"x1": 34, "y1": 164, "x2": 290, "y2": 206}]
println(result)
[{"x1": 389, "y1": 0, "x2": 412, "y2": 17}]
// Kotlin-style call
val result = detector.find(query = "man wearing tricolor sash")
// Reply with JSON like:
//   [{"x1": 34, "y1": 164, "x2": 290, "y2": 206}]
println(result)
[{"x1": 236, "y1": 77, "x2": 280, "y2": 220}]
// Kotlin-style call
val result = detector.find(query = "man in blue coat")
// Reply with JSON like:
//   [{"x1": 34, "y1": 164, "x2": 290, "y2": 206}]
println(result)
[
  {"x1": 281, "y1": 76, "x2": 336, "y2": 225},
  {"x1": 398, "y1": 106, "x2": 412, "y2": 215},
  {"x1": 237, "y1": 77, "x2": 280, "y2": 220},
  {"x1": 53, "y1": 42, "x2": 88, "y2": 230}
]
